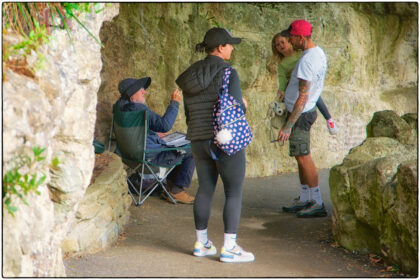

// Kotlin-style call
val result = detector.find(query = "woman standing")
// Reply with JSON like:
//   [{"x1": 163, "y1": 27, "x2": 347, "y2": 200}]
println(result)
[
  {"x1": 176, "y1": 27, "x2": 254, "y2": 263},
  {"x1": 272, "y1": 30, "x2": 338, "y2": 135}
]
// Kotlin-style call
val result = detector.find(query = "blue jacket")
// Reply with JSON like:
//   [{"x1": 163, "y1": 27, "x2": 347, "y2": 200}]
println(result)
[{"x1": 117, "y1": 98, "x2": 179, "y2": 158}]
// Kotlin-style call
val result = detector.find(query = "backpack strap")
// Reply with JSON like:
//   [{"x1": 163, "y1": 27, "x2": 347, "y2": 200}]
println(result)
[
  {"x1": 208, "y1": 139, "x2": 221, "y2": 160},
  {"x1": 219, "y1": 67, "x2": 232, "y2": 97}
]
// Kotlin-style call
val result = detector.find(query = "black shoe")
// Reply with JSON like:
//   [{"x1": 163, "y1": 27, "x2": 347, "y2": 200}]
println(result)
[
  {"x1": 149, "y1": 186, "x2": 161, "y2": 197},
  {"x1": 282, "y1": 197, "x2": 311, "y2": 213},
  {"x1": 127, "y1": 174, "x2": 140, "y2": 195},
  {"x1": 296, "y1": 201, "x2": 327, "y2": 218},
  {"x1": 127, "y1": 175, "x2": 156, "y2": 195}
]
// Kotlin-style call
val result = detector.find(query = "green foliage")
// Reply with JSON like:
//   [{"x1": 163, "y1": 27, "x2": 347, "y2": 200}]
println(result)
[
  {"x1": 390, "y1": 264, "x2": 401, "y2": 273},
  {"x1": 2, "y1": 147, "x2": 56, "y2": 217},
  {"x1": 2, "y1": 3, "x2": 105, "y2": 74},
  {"x1": 201, "y1": 11, "x2": 222, "y2": 28},
  {"x1": 50, "y1": 157, "x2": 60, "y2": 169},
  {"x1": 8, "y1": 20, "x2": 49, "y2": 59},
  {"x1": 62, "y1": 3, "x2": 104, "y2": 47},
  {"x1": 207, "y1": 16, "x2": 221, "y2": 28}
]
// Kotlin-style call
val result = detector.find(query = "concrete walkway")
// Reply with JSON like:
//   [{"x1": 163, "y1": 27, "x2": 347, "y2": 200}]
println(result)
[{"x1": 64, "y1": 169, "x2": 396, "y2": 277}]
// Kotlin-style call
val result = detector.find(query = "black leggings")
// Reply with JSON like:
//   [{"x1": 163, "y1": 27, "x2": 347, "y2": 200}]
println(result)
[
  {"x1": 316, "y1": 97, "x2": 331, "y2": 120},
  {"x1": 191, "y1": 140, "x2": 246, "y2": 234}
]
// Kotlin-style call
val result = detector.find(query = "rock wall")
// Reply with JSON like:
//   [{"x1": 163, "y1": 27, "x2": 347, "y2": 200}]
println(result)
[
  {"x1": 62, "y1": 152, "x2": 132, "y2": 257},
  {"x1": 330, "y1": 110, "x2": 418, "y2": 274},
  {"x1": 2, "y1": 4, "x2": 120, "y2": 277},
  {"x1": 95, "y1": 2, "x2": 417, "y2": 177},
  {"x1": 2, "y1": 2, "x2": 417, "y2": 276}
]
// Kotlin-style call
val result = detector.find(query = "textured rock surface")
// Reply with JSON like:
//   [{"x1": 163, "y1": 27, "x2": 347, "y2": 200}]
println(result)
[
  {"x1": 95, "y1": 3, "x2": 417, "y2": 177},
  {"x1": 2, "y1": 2, "x2": 417, "y2": 277},
  {"x1": 2, "y1": 4, "x2": 119, "y2": 277},
  {"x1": 62, "y1": 152, "x2": 131, "y2": 257},
  {"x1": 366, "y1": 110, "x2": 417, "y2": 145},
  {"x1": 330, "y1": 110, "x2": 418, "y2": 274}
]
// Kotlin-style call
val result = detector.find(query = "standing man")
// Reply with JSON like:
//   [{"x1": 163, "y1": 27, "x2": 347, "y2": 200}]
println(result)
[{"x1": 278, "y1": 20, "x2": 328, "y2": 218}]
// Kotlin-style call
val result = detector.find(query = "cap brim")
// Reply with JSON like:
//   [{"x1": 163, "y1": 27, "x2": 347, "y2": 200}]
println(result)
[
  {"x1": 229, "y1": 37, "x2": 241, "y2": 45},
  {"x1": 126, "y1": 77, "x2": 152, "y2": 97},
  {"x1": 139, "y1": 77, "x2": 151, "y2": 90}
]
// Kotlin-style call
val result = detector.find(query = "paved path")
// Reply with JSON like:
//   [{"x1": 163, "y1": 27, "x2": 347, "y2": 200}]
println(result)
[{"x1": 64, "y1": 169, "x2": 396, "y2": 277}]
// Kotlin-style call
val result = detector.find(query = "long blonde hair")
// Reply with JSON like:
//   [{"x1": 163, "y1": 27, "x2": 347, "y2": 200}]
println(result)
[
  {"x1": 271, "y1": 32, "x2": 286, "y2": 61},
  {"x1": 271, "y1": 32, "x2": 301, "y2": 62}
]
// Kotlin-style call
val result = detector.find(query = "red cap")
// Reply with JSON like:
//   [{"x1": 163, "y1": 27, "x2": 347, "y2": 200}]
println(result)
[{"x1": 289, "y1": 20, "x2": 312, "y2": 36}]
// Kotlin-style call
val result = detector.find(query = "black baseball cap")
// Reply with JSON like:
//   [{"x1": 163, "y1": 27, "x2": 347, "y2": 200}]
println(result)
[
  {"x1": 203, "y1": 27, "x2": 241, "y2": 49},
  {"x1": 280, "y1": 27, "x2": 291, "y2": 37},
  {"x1": 118, "y1": 77, "x2": 151, "y2": 99}
]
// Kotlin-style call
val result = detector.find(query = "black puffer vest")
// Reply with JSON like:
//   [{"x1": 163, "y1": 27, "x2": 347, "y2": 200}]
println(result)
[{"x1": 176, "y1": 55, "x2": 230, "y2": 141}]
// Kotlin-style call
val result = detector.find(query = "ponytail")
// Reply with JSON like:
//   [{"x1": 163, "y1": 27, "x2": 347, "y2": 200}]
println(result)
[
  {"x1": 195, "y1": 42, "x2": 218, "y2": 54},
  {"x1": 195, "y1": 42, "x2": 206, "y2": 53}
]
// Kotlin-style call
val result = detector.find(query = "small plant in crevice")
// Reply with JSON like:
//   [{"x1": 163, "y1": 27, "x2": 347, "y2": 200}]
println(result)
[
  {"x1": 3, "y1": 20, "x2": 50, "y2": 78},
  {"x1": 2, "y1": 147, "x2": 59, "y2": 217},
  {"x1": 2, "y1": 3, "x2": 105, "y2": 77},
  {"x1": 390, "y1": 263, "x2": 401, "y2": 273},
  {"x1": 201, "y1": 11, "x2": 222, "y2": 28},
  {"x1": 207, "y1": 16, "x2": 221, "y2": 28}
]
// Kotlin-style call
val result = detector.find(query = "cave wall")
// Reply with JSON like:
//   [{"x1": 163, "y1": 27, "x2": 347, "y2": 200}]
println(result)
[
  {"x1": 2, "y1": 2, "x2": 417, "y2": 276},
  {"x1": 95, "y1": 2, "x2": 417, "y2": 177}
]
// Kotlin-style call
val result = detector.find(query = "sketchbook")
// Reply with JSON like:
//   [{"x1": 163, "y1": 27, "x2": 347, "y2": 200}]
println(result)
[{"x1": 160, "y1": 132, "x2": 190, "y2": 147}]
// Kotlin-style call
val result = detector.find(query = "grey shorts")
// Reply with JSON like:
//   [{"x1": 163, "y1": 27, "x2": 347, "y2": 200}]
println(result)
[{"x1": 289, "y1": 109, "x2": 317, "y2": 157}]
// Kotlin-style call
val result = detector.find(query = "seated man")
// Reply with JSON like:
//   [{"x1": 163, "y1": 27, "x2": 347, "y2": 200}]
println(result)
[{"x1": 116, "y1": 77, "x2": 195, "y2": 204}]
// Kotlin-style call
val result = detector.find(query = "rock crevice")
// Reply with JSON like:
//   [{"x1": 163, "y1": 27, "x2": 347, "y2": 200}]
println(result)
[
  {"x1": 3, "y1": 4, "x2": 121, "y2": 277},
  {"x1": 330, "y1": 110, "x2": 418, "y2": 274}
]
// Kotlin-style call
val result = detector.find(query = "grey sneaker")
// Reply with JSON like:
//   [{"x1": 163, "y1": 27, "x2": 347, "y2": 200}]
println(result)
[
  {"x1": 296, "y1": 201, "x2": 327, "y2": 218},
  {"x1": 282, "y1": 197, "x2": 311, "y2": 213},
  {"x1": 327, "y1": 119, "x2": 338, "y2": 135}
]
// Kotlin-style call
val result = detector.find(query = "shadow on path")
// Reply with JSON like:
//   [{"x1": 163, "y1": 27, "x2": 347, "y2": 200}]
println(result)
[{"x1": 64, "y1": 169, "x2": 397, "y2": 277}]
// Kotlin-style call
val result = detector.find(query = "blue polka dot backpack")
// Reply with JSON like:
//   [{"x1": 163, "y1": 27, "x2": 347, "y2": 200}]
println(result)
[{"x1": 212, "y1": 67, "x2": 253, "y2": 156}]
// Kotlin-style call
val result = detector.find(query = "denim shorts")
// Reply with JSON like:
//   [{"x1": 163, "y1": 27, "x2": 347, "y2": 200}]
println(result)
[{"x1": 289, "y1": 109, "x2": 317, "y2": 156}]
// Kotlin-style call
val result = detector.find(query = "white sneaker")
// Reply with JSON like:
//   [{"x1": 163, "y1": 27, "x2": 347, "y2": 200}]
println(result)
[
  {"x1": 193, "y1": 240, "x2": 217, "y2": 257},
  {"x1": 327, "y1": 119, "x2": 338, "y2": 135},
  {"x1": 220, "y1": 244, "x2": 255, "y2": 263}
]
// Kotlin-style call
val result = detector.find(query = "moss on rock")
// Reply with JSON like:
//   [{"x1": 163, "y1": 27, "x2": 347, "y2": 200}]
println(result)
[{"x1": 330, "y1": 110, "x2": 418, "y2": 274}]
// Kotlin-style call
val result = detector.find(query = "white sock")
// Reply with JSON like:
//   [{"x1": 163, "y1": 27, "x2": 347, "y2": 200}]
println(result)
[
  {"x1": 223, "y1": 233, "x2": 237, "y2": 249},
  {"x1": 196, "y1": 229, "x2": 208, "y2": 244},
  {"x1": 327, "y1": 118, "x2": 335, "y2": 124},
  {"x1": 299, "y1": 185, "x2": 310, "y2": 202},
  {"x1": 310, "y1": 186, "x2": 323, "y2": 205}
]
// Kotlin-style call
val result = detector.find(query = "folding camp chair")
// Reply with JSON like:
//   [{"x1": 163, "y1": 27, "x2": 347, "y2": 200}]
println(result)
[{"x1": 110, "y1": 103, "x2": 189, "y2": 206}]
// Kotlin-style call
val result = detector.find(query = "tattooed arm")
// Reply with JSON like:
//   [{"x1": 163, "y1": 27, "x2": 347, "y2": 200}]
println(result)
[{"x1": 278, "y1": 79, "x2": 311, "y2": 141}]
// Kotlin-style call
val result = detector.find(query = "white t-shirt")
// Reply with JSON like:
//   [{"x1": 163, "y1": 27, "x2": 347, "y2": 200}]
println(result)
[{"x1": 284, "y1": 46, "x2": 328, "y2": 113}]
